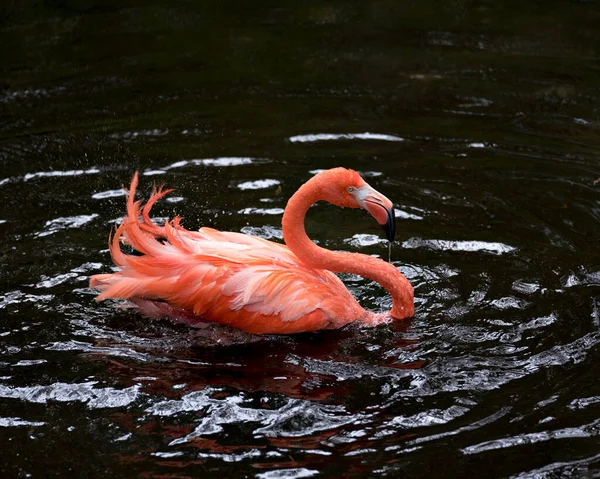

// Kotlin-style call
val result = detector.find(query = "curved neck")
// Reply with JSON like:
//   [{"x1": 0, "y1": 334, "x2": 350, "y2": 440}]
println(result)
[{"x1": 281, "y1": 174, "x2": 413, "y2": 319}]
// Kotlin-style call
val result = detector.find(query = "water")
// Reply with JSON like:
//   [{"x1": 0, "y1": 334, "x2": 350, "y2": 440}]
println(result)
[{"x1": 2, "y1": 1, "x2": 600, "y2": 477}]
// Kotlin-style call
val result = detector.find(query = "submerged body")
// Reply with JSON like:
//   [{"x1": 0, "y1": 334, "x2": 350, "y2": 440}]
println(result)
[{"x1": 90, "y1": 168, "x2": 414, "y2": 334}]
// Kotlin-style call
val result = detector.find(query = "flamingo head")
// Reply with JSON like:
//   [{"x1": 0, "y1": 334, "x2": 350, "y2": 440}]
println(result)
[{"x1": 319, "y1": 168, "x2": 396, "y2": 242}]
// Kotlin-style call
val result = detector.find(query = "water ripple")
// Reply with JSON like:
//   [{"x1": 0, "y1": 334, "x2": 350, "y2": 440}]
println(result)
[
  {"x1": 238, "y1": 207, "x2": 284, "y2": 215},
  {"x1": 0, "y1": 381, "x2": 141, "y2": 408},
  {"x1": 46, "y1": 340, "x2": 155, "y2": 362},
  {"x1": 402, "y1": 238, "x2": 517, "y2": 255},
  {"x1": 238, "y1": 179, "x2": 281, "y2": 190},
  {"x1": 164, "y1": 157, "x2": 267, "y2": 169},
  {"x1": 0, "y1": 291, "x2": 54, "y2": 309},
  {"x1": 289, "y1": 133, "x2": 404, "y2": 143},
  {"x1": 0, "y1": 417, "x2": 46, "y2": 427},
  {"x1": 91, "y1": 189, "x2": 126, "y2": 199},
  {"x1": 240, "y1": 225, "x2": 283, "y2": 240},
  {"x1": 35, "y1": 214, "x2": 99, "y2": 237},
  {"x1": 146, "y1": 387, "x2": 367, "y2": 445},
  {"x1": 462, "y1": 418, "x2": 600, "y2": 455},
  {"x1": 510, "y1": 452, "x2": 600, "y2": 478},
  {"x1": 24, "y1": 168, "x2": 100, "y2": 182},
  {"x1": 256, "y1": 468, "x2": 319, "y2": 479}
]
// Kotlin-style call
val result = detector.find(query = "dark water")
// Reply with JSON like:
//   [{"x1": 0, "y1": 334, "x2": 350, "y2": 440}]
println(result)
[{"x1": 2, "y1": 1, "x2": 600, "y2": 477}]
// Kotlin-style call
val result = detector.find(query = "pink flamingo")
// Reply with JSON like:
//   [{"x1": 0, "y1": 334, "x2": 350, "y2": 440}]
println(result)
[{"x1": 89, "y1": 168, "x2": 414, "y2": 334}]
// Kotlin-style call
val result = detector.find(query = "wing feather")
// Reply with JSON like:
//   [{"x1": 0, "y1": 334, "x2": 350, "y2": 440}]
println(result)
[{"x1": 90, "y1": 173, "x2": 365, "y2": 334}]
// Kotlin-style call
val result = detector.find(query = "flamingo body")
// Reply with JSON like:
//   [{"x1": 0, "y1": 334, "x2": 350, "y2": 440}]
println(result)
[{"x1": 90, "y1": 168, "x2": 414, "y2": 334}]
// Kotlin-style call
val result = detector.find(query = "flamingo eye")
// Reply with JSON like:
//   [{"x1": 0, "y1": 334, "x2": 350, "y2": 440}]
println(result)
[{"x1": 347, "y1": 186, "x2": 356, "y2": 193}]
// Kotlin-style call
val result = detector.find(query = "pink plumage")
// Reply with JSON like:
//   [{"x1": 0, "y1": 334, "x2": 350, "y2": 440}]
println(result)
[{"x1": 90, "y1": 168, "x2": 414, "y2": 334}]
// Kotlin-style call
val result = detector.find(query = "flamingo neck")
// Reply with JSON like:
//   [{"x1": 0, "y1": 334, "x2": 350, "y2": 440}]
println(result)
[{"x1": 281, "y1": 174, "x2": 414, "y2": 319}]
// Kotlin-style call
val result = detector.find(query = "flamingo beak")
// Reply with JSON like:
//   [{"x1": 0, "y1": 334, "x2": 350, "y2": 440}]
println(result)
[
  {"x1": 356, "y1": 186, "x2": 396, "y2": 242},
  {"x1": 379, "y1": 205, "x2": 396, "y2": 242}
]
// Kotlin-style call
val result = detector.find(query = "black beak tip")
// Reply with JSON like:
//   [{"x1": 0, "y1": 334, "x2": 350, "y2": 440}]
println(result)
[{"x1": 381, "y1": 206, "x2": 396, "y2": 242}]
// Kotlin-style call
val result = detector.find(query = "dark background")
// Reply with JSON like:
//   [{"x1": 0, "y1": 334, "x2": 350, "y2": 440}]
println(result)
[{"x1": 1, "y1": 1, "x2": 600, "y2": 477}]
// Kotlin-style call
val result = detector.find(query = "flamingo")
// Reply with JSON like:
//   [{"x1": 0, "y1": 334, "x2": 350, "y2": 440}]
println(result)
[{"x1": 89, "y1": 168, "x2": 414, "y2": 334}]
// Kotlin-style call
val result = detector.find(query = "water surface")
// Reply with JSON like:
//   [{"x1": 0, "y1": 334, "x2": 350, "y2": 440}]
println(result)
[{"x1": 1, "y1": 1, "x2": 600, "y2": 477}]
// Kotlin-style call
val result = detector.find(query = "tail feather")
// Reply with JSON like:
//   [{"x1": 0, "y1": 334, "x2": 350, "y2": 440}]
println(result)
[
  {"x1": 140, "y1": 184, "x2": 174, "y2": 236},
  {"x1": 91, "y1": 172, "x2": 187, "y2": 302}
]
